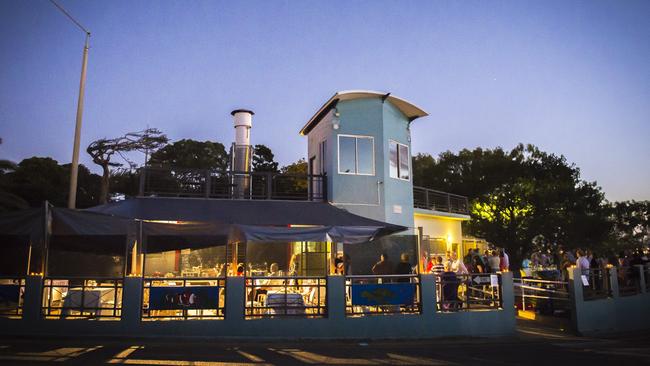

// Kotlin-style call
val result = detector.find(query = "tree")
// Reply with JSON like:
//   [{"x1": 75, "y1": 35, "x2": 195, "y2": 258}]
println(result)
[
  {"x1": 252, "y1": 144, "x2": 279, "y2": 172},
  {"x1": 413, "y1": 144, "x2": 612, "y2": 267},
  {"x1": 87, "y1": 138, "x2": 132, "y2": 204},
  {"x1": 148, "y1": 139, "x2": 229, "y2": 171},
  {"x1": 608, "y1": 201, "x2": 650, "y2": 253},
  {"x1": 0, "y1": 138, "x2": 29, "y2": 212},
  {"x1": 87, "y1": 128, "x2": 168, "y2": 203}
]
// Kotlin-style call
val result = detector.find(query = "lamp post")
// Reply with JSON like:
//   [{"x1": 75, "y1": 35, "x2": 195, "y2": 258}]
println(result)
[{"x1": 49, "y1": 0, "x2": 91, "y2": 209}]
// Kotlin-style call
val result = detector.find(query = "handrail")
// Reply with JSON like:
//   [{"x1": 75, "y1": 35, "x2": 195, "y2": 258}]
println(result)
[{"x1": 413, "y1": 186, "x2": 469, "y2": 214}]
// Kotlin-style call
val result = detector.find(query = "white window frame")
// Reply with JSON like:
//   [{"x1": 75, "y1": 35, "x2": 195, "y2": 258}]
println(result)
[
  {"x1": 389, "y1": 139, "x2": 411, "y2": 181},
  {"x1": 337, "y1": 134, "x2": 375, "y2": 176}
]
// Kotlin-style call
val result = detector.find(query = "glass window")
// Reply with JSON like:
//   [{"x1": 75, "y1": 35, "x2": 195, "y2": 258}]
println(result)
[
  {"x1": 338, "y1": 135, "x2": 374, "y2": 175},
  {"x1": 356, "y1": 137, "x2": 374, "y2": 175},
  {"x1": 389, "y1": 140, "x2": 410, "y2": 180},
  {"x1": 399, "y1": 144, "x2": 410, "y2": 180},
  {"x1": 338, "y1": 136, "x2": 356, "y2": 174},
  {"x1": 389, "y1": 141, "x2": 398, "y2": 178}
]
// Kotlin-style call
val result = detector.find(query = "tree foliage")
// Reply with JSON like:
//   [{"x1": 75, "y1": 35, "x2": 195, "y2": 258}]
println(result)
[
  {"x1": 252, "y1": 144, "x2": 279, "y2": 172},
  {"x1": 413, "y1": 144, "x2": 617, "y2": 265},
  {"x1": 148, "y1": 139, "x2": 228, "y2": 171}
]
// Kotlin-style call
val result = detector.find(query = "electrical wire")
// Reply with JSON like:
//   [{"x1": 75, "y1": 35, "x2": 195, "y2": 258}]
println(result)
[{"x1": 48, "y1": 0, "x2": 91, "y2": 35}]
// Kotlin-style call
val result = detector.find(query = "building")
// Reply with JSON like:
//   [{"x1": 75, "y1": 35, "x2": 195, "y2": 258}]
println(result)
[{"x1": 300, "y1": 90, "x2": 476, "y2": 263}]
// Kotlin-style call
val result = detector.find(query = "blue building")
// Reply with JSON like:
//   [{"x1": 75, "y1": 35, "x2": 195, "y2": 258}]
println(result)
[{"x1": 301, "y1": 90, "x2": 476, "y2": 261}]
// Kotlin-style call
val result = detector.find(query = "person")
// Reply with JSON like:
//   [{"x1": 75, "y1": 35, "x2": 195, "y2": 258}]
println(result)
[
  {"x1": 431, "y1": 256, "x2": 445, "y2": 275},
  {"x1": 576, "y1": 249, "x2": 590, "y2": 276},
  {"x1": 288, "y1": 254, "x2": 300, "y2": 276},
  {"x1": 372, "y1": 253, "x2": 392, "y2": 276},
  {"x1": 343, "y1": 253, "x2": 352, "y2": 275},
  {"x1": 450, "y1": 252, "x2": 468, "y2": 274},
  {"x1": 488, "y1": 250, "x2": 500, "y2": 273},
  {"x1": 334, "y1": 255, "x2": 344, "y2": 275},
  {"x1": 499, "y1": 249, "x2": 510, "y2": 272},
  {"x1": 521, "y1": 257, "x2": 532, "y2": 277},
  {"x1": 395, "y1": 253, "x2": 412, "y2": 282},
  {"x1": 440, "y1": 262, "x2": 460, "y2": 311},
  {"x1": 560, "y1": 252, "x2": 573, "y2": 282}
]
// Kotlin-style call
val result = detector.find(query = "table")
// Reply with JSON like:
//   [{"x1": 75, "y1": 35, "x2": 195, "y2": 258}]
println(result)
[
  {"x1": 62, "y1": 287, "x2": 116, "y2": 317},
  {"x1": 264, "y1": 292, "x2": 305, "y2": 315}
]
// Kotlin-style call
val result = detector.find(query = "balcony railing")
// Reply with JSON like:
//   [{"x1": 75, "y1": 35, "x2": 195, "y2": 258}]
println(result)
[
  {"x1": 413, "y1": 186, "x2": 469, "y2": 214},
  {"x1": 138, "y1": 166, "x2": 327, "y2": 201}
]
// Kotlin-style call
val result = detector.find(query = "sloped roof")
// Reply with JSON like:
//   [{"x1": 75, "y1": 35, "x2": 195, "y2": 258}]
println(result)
[{"x1": 299, "y1": 90, "x2": 429, "y2": 135}]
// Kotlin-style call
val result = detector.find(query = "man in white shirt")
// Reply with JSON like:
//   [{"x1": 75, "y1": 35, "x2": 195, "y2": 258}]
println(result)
[{"x1": 576, "y1": 249, "x2": 590, "y2": 275}]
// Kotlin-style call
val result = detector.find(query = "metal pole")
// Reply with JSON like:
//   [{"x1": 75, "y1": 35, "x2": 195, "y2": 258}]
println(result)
[{"x1": 67, "y1": 33, "x2": 90, "y2": 208}]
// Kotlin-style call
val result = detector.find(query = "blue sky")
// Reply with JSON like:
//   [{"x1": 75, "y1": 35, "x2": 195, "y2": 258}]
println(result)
[{"x1": 0, "y1": 0, "x2": 648, "y2": 201}]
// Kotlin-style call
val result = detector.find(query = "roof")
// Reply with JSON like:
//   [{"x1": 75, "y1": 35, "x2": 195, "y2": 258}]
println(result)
[
  {"x1": 299, "y1": 90, "x2": 429, "y2": 135},
  {"x1": 86, "y1": 197, "x2": 406, "y2": 229}
]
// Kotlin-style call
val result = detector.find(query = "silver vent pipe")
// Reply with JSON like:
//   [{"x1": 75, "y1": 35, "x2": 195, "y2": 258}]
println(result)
[{"x1": 230, "y1": 109, "x2": 254, "y2": 198}]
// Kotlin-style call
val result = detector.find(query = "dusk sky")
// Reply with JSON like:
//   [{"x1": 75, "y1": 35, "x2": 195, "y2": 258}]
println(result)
[{"x1": 0, "y1": 0, "x2": 648, "y2": 202}]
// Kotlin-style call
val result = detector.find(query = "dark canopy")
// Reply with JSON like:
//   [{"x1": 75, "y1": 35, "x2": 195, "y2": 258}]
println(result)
[
  {"x1": 87, "y1": 197, "x2": 405, "y2": 228},
  {"x1": 0, "y1": 198, "x2": 406, "y2": 255}
]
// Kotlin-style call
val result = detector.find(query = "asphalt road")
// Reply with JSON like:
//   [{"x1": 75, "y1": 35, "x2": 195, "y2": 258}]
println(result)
[{"x1": 0, "y1": 320, "x2": 649, "y2": 365}]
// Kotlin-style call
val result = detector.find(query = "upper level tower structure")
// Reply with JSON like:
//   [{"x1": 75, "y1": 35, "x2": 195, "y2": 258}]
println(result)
[{"x1": 300, "y1": 90, "x2": 428, "y2": 228}]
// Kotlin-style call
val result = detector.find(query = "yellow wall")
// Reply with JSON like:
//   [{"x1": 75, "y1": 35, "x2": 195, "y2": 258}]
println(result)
[{"x1": 414, "y1": 213, "x2": 464, "y2": 246}]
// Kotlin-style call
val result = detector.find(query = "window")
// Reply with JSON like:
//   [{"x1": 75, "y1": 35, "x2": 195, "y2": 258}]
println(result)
[
  {"x1": 337, "y1": 135, "x2": 375, "y2": 175},
  {"x1": 389, "y1": 140, "x2": 410, "y2": 180},
  {"x1": 319, "y1": 140, "x2": 327, "y2": 174}
]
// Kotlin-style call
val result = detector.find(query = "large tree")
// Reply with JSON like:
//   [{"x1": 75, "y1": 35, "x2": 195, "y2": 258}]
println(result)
[
  {"x1": 413, "y1": 144, "x2": 612, "y2": 266},
  {"x1": 87, "y1": 128, "x2": 168, "y2": 203},
  {"x1": 148, "y1": 139, "x2": 228, "y2": 171}
]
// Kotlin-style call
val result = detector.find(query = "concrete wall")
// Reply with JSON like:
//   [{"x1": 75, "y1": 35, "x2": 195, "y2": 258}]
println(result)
[
  {"x1": 1, "y1": 273, "x2": 516, "y2": 339},
  {"x1": 568, "y1": 266, "x2": 650, "y2": 335}
]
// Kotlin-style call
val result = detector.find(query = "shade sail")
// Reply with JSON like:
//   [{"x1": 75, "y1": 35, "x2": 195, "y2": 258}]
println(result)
[{"x1": 87, "y1": 197, "x2": 405, "y2": 229}]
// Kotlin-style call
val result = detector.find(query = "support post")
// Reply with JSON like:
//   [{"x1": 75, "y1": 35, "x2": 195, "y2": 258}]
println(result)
[
  {"x1": 609, "y1": 267, "x2": 620, "y2": 299},
  {"x1": 327, "y1": 275, "x2": 345, "y2": 320},
  {"x1": 22, "y1": 275, "x2": 44, "y2": 324},
  {"x1": 568, "y1": 267, "x2": 584, "y2": 334},
  {"x1": 225, "y1": 276, "x2": 245, "y2": 324},
  {"x1": 419, "y1": 274, "x2": 436, "y2": 317},
  {"x1": 500, "y1": 271, "x2": 516, "y2": 321},
  {"x1": 121, "y1": 276, "x2": 143, "y2": 328},
  {"x1": 635, "y1": 265, "x2": 646, "y2": 294},
  {"x1": 204, "y1": 169, "x2": 211, "y2": 198}
]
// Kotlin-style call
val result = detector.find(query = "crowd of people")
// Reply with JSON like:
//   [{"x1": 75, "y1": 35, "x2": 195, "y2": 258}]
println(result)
[
  {"x1": 423, "y1": 248, "x2": 511, "y2": 276},
  {"x1": 521, "y1": 247, "x2": 649, "y2": 283}
]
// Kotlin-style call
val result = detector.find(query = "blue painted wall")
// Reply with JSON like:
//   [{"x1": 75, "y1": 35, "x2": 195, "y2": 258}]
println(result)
[{"x1": 306, "y1": 96, "x2": 415, "y2": 228}]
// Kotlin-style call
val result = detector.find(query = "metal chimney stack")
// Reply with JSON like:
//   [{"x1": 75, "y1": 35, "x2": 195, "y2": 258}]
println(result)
[{"x1": 230, "y1": 109, "x2": 254, "y2": 198}]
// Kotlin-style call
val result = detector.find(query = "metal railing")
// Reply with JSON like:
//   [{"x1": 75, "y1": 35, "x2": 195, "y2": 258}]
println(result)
[
  {"x1": 581, "y1": 268, "x2": 611, "y2": 301},
  {"x1": 42, "y1": 277, "x2": 123, "y2": 319},
  {"x1": 413, "y1": 186, "x2": 469, "y2": 214},
  {"x1": 139, "y1": 166, "x2": 327, "y2": 201},
  {"x1": 0, "y1": 277, "x2": 25, "y2": 318},
  {"x1": 617, "y1": 267, "x2": 642, "y2": 297},
  {"x1": 434, "y1": 273, "x2": 502, "y2": 312},
  {"x1": 345, "y1": 274, "x2": 420, "y2": 316},
  {"x1": 514, "y1": 277, "x2": 570, "y2": 314},
  {"x1": 245, "y1": 276, "x2": 327, "y2": 318},
  {"x1": 142, "y1": 277, "x2": 226, "y2": 320}
]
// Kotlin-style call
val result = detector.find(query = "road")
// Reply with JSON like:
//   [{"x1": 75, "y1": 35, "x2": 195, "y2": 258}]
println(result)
[{"x1": 0, "y1": 320, "x2": 648, "y2": 365}]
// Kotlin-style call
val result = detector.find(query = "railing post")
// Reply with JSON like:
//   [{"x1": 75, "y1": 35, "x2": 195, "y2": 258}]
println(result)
[
  {"x1": 420, "y1": 274, "x2": 436, "y2": 317},
  {"x1": 22, "y1": 275, "x2": 43, "y2": 324},
  {"x1": 638, "y1": 265, "x2": 647, "y2": 294},
  {"x1": 138, "y1": 168, "x2": 146, "y2": 196},
  {"x1": 122, "y1": 276, "x2": 143, "y2": 328},
  {"x1": 568, "y1": 267, "x2": 584, "y2": 333},
  {"x1": 327, "y1": 275, "x2": 345, "y2": 321},
  {"x1": 500, "y1": 272, "x2": 515, "y2": 318},
  {"x1": 225, "y1": 276, "x2": 245, "y2": 324},
  {"x1": 609, "y1": 267, "x2": 620, "y2": 298},
  {"x1": 204, "y1": 169, "x2": 211, "y2": 198}
]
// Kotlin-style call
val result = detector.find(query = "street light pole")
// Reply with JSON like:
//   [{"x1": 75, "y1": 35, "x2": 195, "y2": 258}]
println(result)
[
  {"x1": 67, "y1": 32, "x2": 90, "y2": 209},
  {"x1": 48, "y1": 0, "x2": 91, "y2": 209}
]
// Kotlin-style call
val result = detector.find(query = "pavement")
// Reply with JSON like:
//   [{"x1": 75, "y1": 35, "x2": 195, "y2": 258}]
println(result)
[{"x1": 0, "y1": 319, "x2": 649, "y2": 365}]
